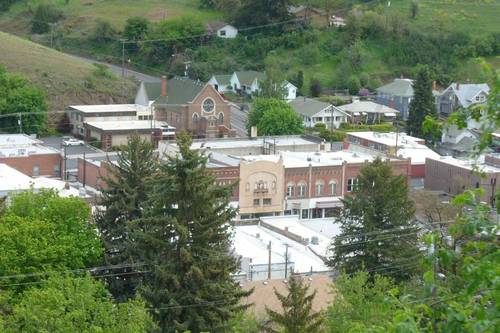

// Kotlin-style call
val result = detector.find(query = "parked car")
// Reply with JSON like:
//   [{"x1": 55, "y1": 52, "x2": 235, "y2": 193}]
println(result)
[{"x1": 62, "y1": 137, "x2": 84, "y2": 146}]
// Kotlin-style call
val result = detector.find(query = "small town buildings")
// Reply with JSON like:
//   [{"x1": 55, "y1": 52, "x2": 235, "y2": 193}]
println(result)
[
  {"x1": 0, "y1": 163, "x2": 79, "y2": 199},
  {"x1": 337, "y1": 100, "x2": 399, "y2": 124},
  {"x1": 438, "y1": 83, "x2": 490, "y2": 116},
  {"x1": 84, "y1": 120, "x2": 173, "y2": 151},
  {"x1": 0, "y1": 134, "x2": 61, "y2": 177},
  {"x1": 76, "y1": 158, "x2": 113, "y2": 190},
  {"x1": 425, "y1": 154, "x2": 499, "y2": 207},
  {"x1": 376, "y1": 78, "x2": 414, "y2": 120},
  {"x1": 67, "y1": 104, "x2": 152, "y2": 138},
  {"x1": 136, "y1": 76, "x2": 234, "y2": 138},
  {"x1": 206, "y1": 21, "x2": 238, "y2": 38},
  {"x1": 344, "y1": 131, "x2": 440, "y2": 179},
  {"x1": 289, "y1": 97, "x2": 350, "y2": 129},
  {"x1": 210, "y1": 71, "x2": 297, "y2": 100}
]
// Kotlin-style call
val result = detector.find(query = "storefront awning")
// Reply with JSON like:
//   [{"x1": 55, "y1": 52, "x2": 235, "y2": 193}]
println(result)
[{"x1": 316, "y1": 200, "x2": 344, "y2": 209}]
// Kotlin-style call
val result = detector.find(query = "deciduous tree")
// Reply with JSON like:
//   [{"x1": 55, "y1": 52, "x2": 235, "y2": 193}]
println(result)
[{"x1": 247, "y1": 98, "x2": 303, "y2": 136}]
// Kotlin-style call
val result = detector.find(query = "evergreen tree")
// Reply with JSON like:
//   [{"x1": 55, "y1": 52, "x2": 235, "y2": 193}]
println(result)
[
  {"x1": 310, "y1": 78, "x2": 322, "y2": 97},
  {"x1": 265, "y1": 275, "x2": 324, "y2": 333},
  {"x1": 406, "y1": 66, "x2": 437, "y2": 138},
  {"x1": 328, "y1": 158, "x2": 420, "y2": 282},
  {"x1": 128, "y1": 132, "x2": 249, "y2": 332},
  {"x1": 95, "y1": 134, "x2": 157, "y2": 301}
]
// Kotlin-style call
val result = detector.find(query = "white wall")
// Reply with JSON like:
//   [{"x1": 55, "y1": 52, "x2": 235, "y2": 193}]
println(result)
[
  {"x1": 304, "y1": 108, "x2": 348, "y2": 129},
  {"x1": 217, "y1": 25, "x2": 238, "y2": 38}
]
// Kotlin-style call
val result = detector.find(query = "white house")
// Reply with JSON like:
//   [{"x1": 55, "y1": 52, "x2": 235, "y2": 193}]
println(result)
[
  {"x1": 289, "y1": 97, "x2": 350, "y2": 128},
  {"x1": 207, "y1": 22, "x2": 238, "y2": 39},
  {"x1": 210, "y1": 71, "x2": 297, "y2": 100}
]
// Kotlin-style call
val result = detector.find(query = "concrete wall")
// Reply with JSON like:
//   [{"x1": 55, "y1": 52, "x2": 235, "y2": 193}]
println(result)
[{"x1": 0, "y1": 153, "x2": 61, "y2": 177}]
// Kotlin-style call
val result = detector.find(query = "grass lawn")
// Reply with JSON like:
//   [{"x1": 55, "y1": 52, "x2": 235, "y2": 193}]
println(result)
[
  {"x1": 382, "y1": 0, "x2": 500, "y2": 35},
  {"x1": 0, "y1": 31, "x2": 136, "y2": 110}
]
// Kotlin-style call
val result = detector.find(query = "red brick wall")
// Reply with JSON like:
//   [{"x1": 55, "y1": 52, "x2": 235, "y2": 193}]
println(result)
[
  {"x1": 77, "y1": 158, "x2": 111, "y2": 190},
  {"x1": 410, "y1": 164, "x2": 426, "y2": 178},
  {"x1": 284, "y1": 165, "x2": 344, "y2": 198},
  {"x1": 0, "y1": 154, "x2": 62, "y2": 177},
  {"x1": 209, "y1": 166, "x2": 240, "y2": 200}
]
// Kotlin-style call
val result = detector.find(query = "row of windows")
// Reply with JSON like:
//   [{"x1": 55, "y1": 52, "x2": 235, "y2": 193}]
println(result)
[
  {"x1": 285, "y1": 178, "x2": 358, "y2": 197},
  {"x1": 245, "y1": 180, "x2": 277, "y2": 192},
  {"x1": 138, "y1": 115, "x2": 153, "y2": 120},
  {"x1": 254, "y1": 198, "x2": 272, "y2": 206}
]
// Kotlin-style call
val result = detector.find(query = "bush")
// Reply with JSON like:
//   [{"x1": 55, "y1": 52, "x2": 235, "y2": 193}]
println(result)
[
  {"x1": 31, "y1": 4, "x2": 64, "y2": 34},
  {"x1": 347, "y1": 75, "x2": 361, "y2": 95},
  {"x1": 359, "y1": 72, "x2": 370, "y2": 87},
  {"x1": 92, "y1": 19, "x2": 116, "y2": 43},
  {"x1": 339, "y1": 123, "x2": 395, "y2": 132},
  {"x1": 319, "y1": 128, "x2": 346, "y2": 142}
]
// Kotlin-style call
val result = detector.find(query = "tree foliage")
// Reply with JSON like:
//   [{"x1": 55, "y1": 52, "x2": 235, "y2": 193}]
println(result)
[
  {"x1": 96, "y1": 134, "x2": 158, "y2": 301},
  {"x1": 406, "y1": 65, "x2": 437, "y2": 138},
  {"x1": 265, "y1": 275, "x2": 325, "y2": 333},
  {"x1": 127, "y1": 132, "x2": 249, "y2": 332},
  {"x1": 328, "y1": 158, "x2": 420, "y2": 282},
  {"x1": 233, "y1": 0, "x2": 293, "y2": 29},
  {"x1": 0, "y1": 190, "x2": 102, "y2": 292},
  {"x1": 247, "y1": 98, "x2": 303, "y2": 136},
  {"x1": 31, "y1": 4, "x2": 64, "y2": 34},
  {"x1": 2, "y1": 274, "x2": 155, "y2": 333},
  {"x1": 0, "y1": 65, "x2": 47, "y2": 134}
]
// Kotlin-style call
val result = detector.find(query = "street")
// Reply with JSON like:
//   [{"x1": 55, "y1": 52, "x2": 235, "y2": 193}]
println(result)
[
  {"x1": 230, "y1": 105, "x2": 248, "y2": 137},
  {"x1": 39, "y1": 136, "x2": 102, "y2": 172}
]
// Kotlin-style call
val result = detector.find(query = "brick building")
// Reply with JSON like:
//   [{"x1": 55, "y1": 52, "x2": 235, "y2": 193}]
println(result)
[
  {"x1": 0, "y1": 134, "x2": 62, "y2": 177},
  {"x1": 425, "y1": 154, "x2": 499, "y2": 207}
]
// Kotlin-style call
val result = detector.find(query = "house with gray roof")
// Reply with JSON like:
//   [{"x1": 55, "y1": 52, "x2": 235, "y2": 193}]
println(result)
[
  {"x1": 209, "y1": 70, "x2": 297, "y2": 100},
  {"x1": 375, "y1": 78, "x2": 414, "y2": 120},
  {"x1": 337, "y1": 100, "x2": 399, "y2": 124},
  {"x1": 135, "y1": 76, "x2": 235, "y2": 138},
  {"x1": 438, "y1": 82, "x2": 490, "y2": 116},
  {"x1": 289, "y1": 97, "x2": 349, "y2": 128}
]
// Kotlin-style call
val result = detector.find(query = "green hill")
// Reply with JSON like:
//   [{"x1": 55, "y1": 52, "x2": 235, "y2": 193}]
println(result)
[{"x1": 0, "y1": 31, "x2": 136, "y2": 111}]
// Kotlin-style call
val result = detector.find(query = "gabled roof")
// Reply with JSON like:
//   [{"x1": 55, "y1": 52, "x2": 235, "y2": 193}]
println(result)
[
  {"x1": 446, "y1": 83, "x2": 490, "y2": 108},
  {"x1": 338, "y1": 101, "x2": 400, "y2": 114},
  {"x1": 376, "y1": 78, "x2": 414, "y2": 97},
  {"x1": 151, "y1": 76, "x2": 206, "y2": 110},
  {"x1": 289, "y1": 97, "x2": 348, "y2": 117},
  {"x1": 212, "y1": 74, "x2": 232, "y2": 86},
  {"x1": 206, "y1": 21, "x2": 235, "y2": 32},
  {"x1": 235, "y1": 71, "x2": 266, "y2": 86}
]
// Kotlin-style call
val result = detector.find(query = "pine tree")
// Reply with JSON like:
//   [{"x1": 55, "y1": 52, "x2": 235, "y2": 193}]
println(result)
[
  {"x1": 265, "y1": 275, "x2": 324, "y2": 333},
  {"x1": 128, "y1": 132, "x2": 249, "y2": 333},
  {"x1": 328, "y1": 158, "x2": 420, "y2": 282},
  {"x1": 406, "y1": 66, "x2": 437, "y2": 138},
  {"x1": 95, "y1": 133, "x2": 158, "y2": 301}
]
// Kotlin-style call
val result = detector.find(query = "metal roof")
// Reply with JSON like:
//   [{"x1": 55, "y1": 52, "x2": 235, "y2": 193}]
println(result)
[{"x1": 376, "y1": 78, "x2": 414, "y2": 97}]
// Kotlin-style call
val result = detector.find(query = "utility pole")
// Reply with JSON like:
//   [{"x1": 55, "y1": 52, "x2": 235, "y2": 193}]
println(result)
[
  {"x1": 120, "y1": 39, "x2": 127, "y2": 77},
  {"x1": 63, "y1": 145, "x2": 67, "y2": 181},
  {"x1": 268, "y1": 241, "x2": 272, "y2": 280},
  {"x1": 17, "y1": 113, "x2": 22, "y2": 133},
  {"x1": 285, "y1": 244, "x2": 290, "y2": 278},
  {"x1": 82, "y1": 152, "x2": 86, "y2": 187},
  {"x1": 49, "y1": 22, "x2": 56, "y2": 48},
  {"x1": 330, "y1": 103, "x2": 334, "y2": 149},
  {"x1": 394, "y1": 123, "x2": 400, "y2": 157}
]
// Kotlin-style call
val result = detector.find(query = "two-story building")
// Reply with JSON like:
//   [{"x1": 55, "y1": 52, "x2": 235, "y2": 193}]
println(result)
[
  {"x1": 376, "y1": 78, "x2": 414, "y2": 120},
  {"x1": 438, "y1": 83, "x2": 490, "y2": 117}
]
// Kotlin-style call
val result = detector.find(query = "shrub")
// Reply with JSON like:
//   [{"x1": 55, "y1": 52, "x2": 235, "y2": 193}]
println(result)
[
  {"x1": 347, "y1": 75, "x2": 361, "y2": 95},
  {"x1": 31, "y1": 4, "x2": 64, "y2": 34},
  {"x1": 339, "y1": 123, "x2": 395, "y2": 132},
  {"x1": 92, "y1": 19, "x2": 115, "y2": 44},
  {"x1": 319, "y1": 128, "x2": 346, "y2": 142}
]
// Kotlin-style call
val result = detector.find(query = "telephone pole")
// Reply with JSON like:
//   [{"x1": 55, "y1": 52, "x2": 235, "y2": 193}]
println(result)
[
  {"x1": 284, "y1": 244, "x2": 289, "y2": 279},
  {"x1": 120, "y1": 39, "x2": 127, "y2": 77}
]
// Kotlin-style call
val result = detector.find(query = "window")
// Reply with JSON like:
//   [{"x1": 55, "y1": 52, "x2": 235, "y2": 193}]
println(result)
[
  {"x1": 33, "y1": 165, "x2": 40, "y2": 177},
  {"x1": 347, "y1": 178, "x2": 359, "y2": 192},
  {"x1": 301, "y1": 209, "x2": 309, "y2": 219},
  {"x1": 298, "y1": 183, "x2": 306, "y2": 197},
  {"x1": 330, "y1": 181, "x2": 337, "y2": 195},
  {"x1": 217, "y1": 112, "x2": 224, "y2": 125},
  {"x1": 263, "y1": 198, "x2": 272, "y2": 205},
  {"x1": 287, "y1": 184, "x2": 294, "y2": 197},
  {"x1": 53, "y1": 164, "x2": 60, "y2": 177},
  {"x1": 220, "y1": 30, "x2": 226, "y2": 36},
  {"x1": 253, "y1": 199, "x2": 260, "y2": 206},
  {"x1": 315, "y1": 182, "x2": 324, "y2": 196},
  {"x1": 202, "y1": 98, "x2": 215, "y2": 113},
  {"x1": 192, "y1": 113, "x2": 199, "y2": 123}
]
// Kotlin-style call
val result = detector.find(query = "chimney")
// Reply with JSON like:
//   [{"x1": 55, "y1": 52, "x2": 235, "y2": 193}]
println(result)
[
  {"x1": 161, "y1": 76, "x2": 167, "y2": 97},
  {"x1": 251, "y1": 126, "x2": 258, "y2": 138},
  {"x1": 432, "y1": 81, "x2": 436, "y2": 91}
]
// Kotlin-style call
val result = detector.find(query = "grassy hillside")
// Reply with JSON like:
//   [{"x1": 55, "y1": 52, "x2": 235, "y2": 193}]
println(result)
[
  {"x1": 0, "y1": 31, "x2": 136, "y2": 111},
  {"x1": 0, "y1": 0, "x2": 221, "y2": 35}
]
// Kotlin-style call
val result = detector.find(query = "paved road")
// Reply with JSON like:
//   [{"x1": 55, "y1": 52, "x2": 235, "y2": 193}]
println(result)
[
  {"x1": 231, "y1": 105, "x2": 248, "y2": 137},
  {"x1": 72, "y1": 55, "x2": 161, "y2": 83}
]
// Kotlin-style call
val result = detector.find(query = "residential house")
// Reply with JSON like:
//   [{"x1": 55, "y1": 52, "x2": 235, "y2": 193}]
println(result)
[
  {"x1": 376, "y1": 78, "x2": 414, "y2": 120},
  {"x1": 210, "y1": 71, "x2": 297, "y2": 100},
  {"x1": 208, "y1": 74, "x2": 233, "y2": 93},
  {"x1": 425, "y1": 154, "x2": 499, "y2": 207},
  {"x1": 288, "y1": 5, "x2": 330, "y2": 28},
  {"x1": 207, "y1": 21, "x2": 238, "y2": 39},
  {"x1": 0, "y1": 134, "x2": 61, "y2": 178},
  {"x1": 438, "y1": 83, "x2": 490, "y2": 117},
  {"x1": 331, "y1": 15, "x2": 346, "y2": 27},
  {"x1": 337, "y1": 100, "x2": 399, "y2": 124},
  {"x1": 136, "y1": 76, "x2": 234, "y2": 138},
  {"x1": 289, "y1": 97, "x2": 350, "y2": 129}
]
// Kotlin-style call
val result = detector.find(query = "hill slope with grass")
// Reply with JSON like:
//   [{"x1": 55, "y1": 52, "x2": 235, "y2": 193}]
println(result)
[{"x1": 0, "y1": 31, "x2": 136, "y2": 111}]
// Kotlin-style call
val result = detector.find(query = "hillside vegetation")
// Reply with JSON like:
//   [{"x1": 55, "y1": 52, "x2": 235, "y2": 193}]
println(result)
[{"x1": 0, "y1": 31, "x2": 136, "y2": 111}]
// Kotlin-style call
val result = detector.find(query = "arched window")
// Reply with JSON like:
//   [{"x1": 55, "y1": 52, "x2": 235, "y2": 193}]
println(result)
[
  {"x1": 329, "y1": 180, "x2": 337, "y2": 196},
  {"x1": 286, "y1": 183, "x2": 295, "y2": 197},
  {"x1": 192, "y1": 113, "x2": 199, "y2": 123},
  {"x1": 217, "y1": 112, "x2": 224, "y2": 125},
  {"x1": 298, "y1": 183, "x2": 307, "y2": 197},
  {"x1": 315, "y1": 180, "x2": 324, "y2": 196}
]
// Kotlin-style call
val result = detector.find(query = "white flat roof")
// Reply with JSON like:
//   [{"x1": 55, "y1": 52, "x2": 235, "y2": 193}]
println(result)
[
  {"x1": 0, "y1": 134, "x2": 41, "y2": 147},
  {"x1": 85, "y1": 120, "x2": 168, "y2": 131},
  {"x1": 69, "y1": 104, "x2": 142, "y2": 113},
  {"x1": 428, "y1": 155, "x2": 500, "y2": 173},
  {"x1": 189, "y1": 136, "x2": 319, "y2": 150},
  {"x1": 347, "y1": 131, "x2": 424, "y2": 147},
  {"x1": 241, "y1": 149, "x2": 397, "y2": 168}
]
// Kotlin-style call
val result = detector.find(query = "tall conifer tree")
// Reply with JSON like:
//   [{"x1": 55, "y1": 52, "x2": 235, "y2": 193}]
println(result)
[
  {"x1": 328, "y1": 158, "x2": 420, "y2": 282},
  {"x1": 96, "y1": 133, "x2": 158, "y2": 301},
  {"x1": 406, "y1": 66, "x2": 437, "y2": 138},
  {"x1": 129, "y1": 132, "x2": 249, "y2": 332}
]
